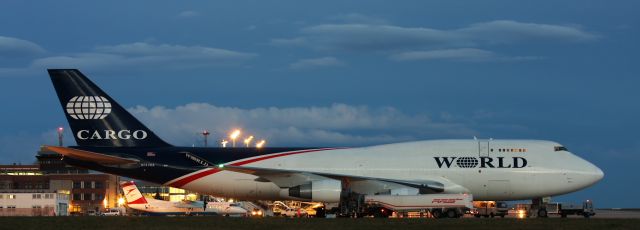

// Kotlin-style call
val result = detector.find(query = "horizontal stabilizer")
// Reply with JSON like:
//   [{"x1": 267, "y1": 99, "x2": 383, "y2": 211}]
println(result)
[{"x1": 44, "y1": 145, "x2": 139, "y2": 165}]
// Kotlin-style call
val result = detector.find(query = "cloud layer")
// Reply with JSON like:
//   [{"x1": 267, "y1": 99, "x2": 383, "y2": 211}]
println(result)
[
  {"x1": 177, "y1": 10, "x2": 200, "y2": 18},
  {"x1": 459, "y1": 20, "x2": 599, "y2": 43},
  {"x1": 273, "y1": 19, "x2": 598, "y2": 61},
  {"x1": 129, "y1": 103, "x2": 478, "y2": 147},
  {"x1": 31, "y1": 42, "x2": 256, "y2": 71},
  {"x1": 277, "y1": 20, "x2": 598, "y2": 51},
  {"x1": 289, "y1": 57, "x2": 345, "y2": 69},
  {"x1": 390, "y1": 48, "x2": 542, "y2": 62},
  {"x1": 0, "y1": 36, "x2": 46, "y2": 58}
]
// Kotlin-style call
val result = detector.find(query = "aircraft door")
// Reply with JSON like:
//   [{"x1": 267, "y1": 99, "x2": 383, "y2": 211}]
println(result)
[{"x1": 479, "y1": 140, "x2": 490, "y2": 157}]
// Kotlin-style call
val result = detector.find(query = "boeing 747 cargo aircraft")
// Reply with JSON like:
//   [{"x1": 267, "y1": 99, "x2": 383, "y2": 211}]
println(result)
[{"x1": 44, "y1": 69, "x2": 603, "y2": 217}]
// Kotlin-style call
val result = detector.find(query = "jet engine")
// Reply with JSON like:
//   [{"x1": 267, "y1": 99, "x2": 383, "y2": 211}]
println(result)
[{"x1": 287, "y1": 179, "x2": 342, "y2": 203}]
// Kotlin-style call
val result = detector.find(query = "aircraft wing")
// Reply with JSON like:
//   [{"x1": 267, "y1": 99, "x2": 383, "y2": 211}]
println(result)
[
  {"x1": 44, "y1": 145, "x2": 139, "y2": 165},
  {"x1": 221, "y1": 165, "x2": 453, "y2": 195}
]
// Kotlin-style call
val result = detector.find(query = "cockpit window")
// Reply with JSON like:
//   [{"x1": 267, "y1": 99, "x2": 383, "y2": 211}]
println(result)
[{"x1": 554, "y1": 146, "x2": 568, "y2": 151}]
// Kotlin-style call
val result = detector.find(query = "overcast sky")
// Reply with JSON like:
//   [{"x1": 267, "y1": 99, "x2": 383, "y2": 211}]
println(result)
[{"x1": 1, "y1": 1, "x2": 638, "y2": 207}]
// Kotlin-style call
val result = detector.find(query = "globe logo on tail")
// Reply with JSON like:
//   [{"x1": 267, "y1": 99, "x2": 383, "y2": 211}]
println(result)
[{"x1": 66, "y1": 96, "x2": 112, "y2": 119}]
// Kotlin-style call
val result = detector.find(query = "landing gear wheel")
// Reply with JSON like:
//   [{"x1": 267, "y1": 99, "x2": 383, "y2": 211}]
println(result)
[
  {"x1": 431, "y1": 209, "x2": 442, "y2": 219},
  {"x1": 446, "y1": 209, "x2": 457, "y2": 218},
  {"x1": 537, "y1": 209, "x2": 548, "y2": 218}
]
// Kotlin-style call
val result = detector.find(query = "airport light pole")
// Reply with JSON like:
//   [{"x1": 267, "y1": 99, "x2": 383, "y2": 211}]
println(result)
[
  {"x1": 57, "y1": 127, "x2": 64, "y2": 146},
  {"x1": 230, "y1": 129, "x2": 241, "y2": 147},
  {"x1": 256, "y1": 140, "x2": 266, "y2": 148},
  {"x1": 202, "y1": 130, "x2": 210, "y2": 147},
  {"x1": 244, "y1": 136, "x2": 254, "y2": 147},
  {"x1": 221, "y1": 140, "x2": 228, "y2": 148}
]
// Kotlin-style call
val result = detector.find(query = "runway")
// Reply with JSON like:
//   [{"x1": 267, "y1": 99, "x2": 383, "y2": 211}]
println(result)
[
  {"x1": 464, "y1": 209, "x2": 640, "y2": 219},
  {"x1": 0, "y1": 215, "x2": 638, "y2": 230},
  {"x1": 592, "y1": 209, "x2": 640, "y2": 219}
]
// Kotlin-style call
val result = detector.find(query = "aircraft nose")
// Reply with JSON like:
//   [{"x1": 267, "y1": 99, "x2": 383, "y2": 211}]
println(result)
[
  {"x1": 559, "y1": 152, "x2": 603, "y2": 193},
  {"x1": 578, "y1": 158, "x2": 604, "y2": 185},
  {"x1": 593, "y1": 165, "x2": 604, "y2": 182}
]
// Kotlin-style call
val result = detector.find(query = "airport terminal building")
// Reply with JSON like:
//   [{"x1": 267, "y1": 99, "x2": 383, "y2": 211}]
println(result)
[
  {"x1": 0, "y1": 148, "x2": 119, "y2": 216},
  {"x1": 0, "y1": 189, "x2": 69, "y2": 216}
]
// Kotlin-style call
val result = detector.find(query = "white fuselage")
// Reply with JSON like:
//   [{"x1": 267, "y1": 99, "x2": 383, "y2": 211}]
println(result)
[
  {"x1": 128, "y1": 200, "x2": 247, "y2": 215},
  {"x1": 168, "y1": 140, "x2": 603, "y2": 201}
]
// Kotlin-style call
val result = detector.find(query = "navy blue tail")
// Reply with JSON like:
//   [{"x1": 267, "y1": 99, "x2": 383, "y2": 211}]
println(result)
[{"x1": 48, "y1": 69, "x2": 172, "y2": 147}]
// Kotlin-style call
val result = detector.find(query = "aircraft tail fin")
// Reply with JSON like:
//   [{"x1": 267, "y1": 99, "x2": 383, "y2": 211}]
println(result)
[
  {"x1": 48, "y1": 69, "x2": 171, "y2": 147},
  {"x1": 120, "y1": 181, "x2": 149, "y2": 205}
]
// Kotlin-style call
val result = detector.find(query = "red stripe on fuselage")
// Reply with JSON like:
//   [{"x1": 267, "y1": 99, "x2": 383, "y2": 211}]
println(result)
[
  {"x1": 128, "y1": 197, "x2": 147, "y2": 204},
  {"x1": 167, "y1": 148, "x2": 338, "y2": 188},
  {"x1": 168, "y1": 168, "x2": 221, "y2": 188},
  {"x1": 121, "y1": 181, "x2": 135, "y2": 187}
]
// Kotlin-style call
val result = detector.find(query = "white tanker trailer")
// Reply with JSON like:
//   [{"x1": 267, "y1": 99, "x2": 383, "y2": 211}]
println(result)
[{"x1": 361, "y1": 193, "x2": 474, "y2": 218}]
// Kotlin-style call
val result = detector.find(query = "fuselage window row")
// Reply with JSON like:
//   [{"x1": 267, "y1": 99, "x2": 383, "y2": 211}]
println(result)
[{"x1": 493, "y1": 148, "x2": 527, "y2": 153}]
